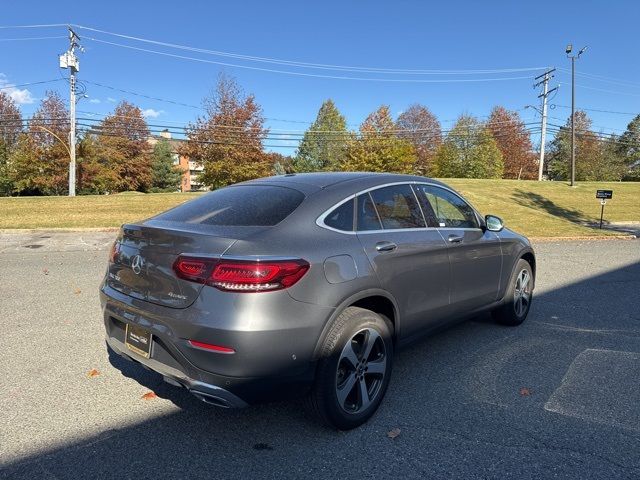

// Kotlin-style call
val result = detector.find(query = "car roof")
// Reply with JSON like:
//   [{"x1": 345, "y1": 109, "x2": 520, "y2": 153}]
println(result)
[{"x1": 244, "y1": 172, "x2": 446, "y2": 190}]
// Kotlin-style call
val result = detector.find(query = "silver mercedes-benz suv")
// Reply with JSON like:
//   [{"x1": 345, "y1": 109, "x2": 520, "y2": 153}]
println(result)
[{"x1": 101, "y1": 172, "x2": 535, "y2": 429}]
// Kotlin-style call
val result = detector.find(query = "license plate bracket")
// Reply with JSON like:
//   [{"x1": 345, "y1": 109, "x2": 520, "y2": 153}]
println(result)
[{"x1": 125, "y1": 324, "x2": 152, "y2": 358}]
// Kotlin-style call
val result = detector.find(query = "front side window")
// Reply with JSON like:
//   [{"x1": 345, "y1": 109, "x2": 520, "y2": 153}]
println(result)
[
  {"x1": 369, "y1": 185, "x2": 426, "y2": 229},
  {"x1": 414, "y1": 185, "x2": 479, "y2": 229}
]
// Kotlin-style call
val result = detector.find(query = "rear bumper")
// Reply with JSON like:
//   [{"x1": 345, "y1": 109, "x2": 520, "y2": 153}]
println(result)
[
  {"x1": 100, "y1": 283, "x2": 335, "y2": 406},
  {"x1": 107, "y1": 335, "x2": 248, "y2": 408}
]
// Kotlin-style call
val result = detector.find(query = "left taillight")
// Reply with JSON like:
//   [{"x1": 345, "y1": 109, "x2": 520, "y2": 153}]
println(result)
[
  {"x1": 109, "y1": 241, "x2": 120, "y2": 264},
  {"x1": 173, "y1": 256, "x2": 309, "y2": 292}
]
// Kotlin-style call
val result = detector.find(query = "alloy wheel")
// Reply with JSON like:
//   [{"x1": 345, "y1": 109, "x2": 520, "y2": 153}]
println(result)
[
  {"x1": 513, "y1": 269, "x2": 531, "y2": 317},
  {"x1": 335, "y1": 328, "x2": 386, "y2": 414}
]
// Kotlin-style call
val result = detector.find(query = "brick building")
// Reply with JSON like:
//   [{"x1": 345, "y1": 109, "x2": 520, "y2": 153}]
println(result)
[{"x1": 148, "y1": 129, "x2": 206, "y2": 192}]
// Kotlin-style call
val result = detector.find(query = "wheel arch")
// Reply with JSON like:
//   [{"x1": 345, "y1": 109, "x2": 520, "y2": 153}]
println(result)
[
  {"x1": 520, "y1": 250, "x2": 536, "y2": 277},
  {"x1": 312, "y1": 289, "x2": 400, "y2": 360}
]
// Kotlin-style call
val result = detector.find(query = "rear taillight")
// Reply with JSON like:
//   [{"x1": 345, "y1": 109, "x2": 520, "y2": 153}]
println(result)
[
  {"x1": 173, "y1": 256, "x2": 309, "y2": 292},
  {"x1": 109, "y1": 242, "x2": 120, "y2": 263}
]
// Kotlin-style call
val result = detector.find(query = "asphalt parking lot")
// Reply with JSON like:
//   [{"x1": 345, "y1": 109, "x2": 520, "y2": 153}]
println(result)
[{"x1": 1, "y1": 232, "x2": 639, "y2": 479}]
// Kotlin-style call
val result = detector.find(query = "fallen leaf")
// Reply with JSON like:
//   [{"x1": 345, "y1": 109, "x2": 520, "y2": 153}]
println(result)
[
  {"x1": 87, "y1": 368, "x2": 100, "y2": 378},
  {"x1": 253, "y1": 443, "x2": 273, "y2": 451},
  {"x1": 519, "y1": 387, "x2": 532, "y2": 396},
  {"x1": 74, "y1": 288, "x2": 82, "y2": 295},
  {"x1": 387, "y1": 428, "x2": 401, "y2": 439},
  {"x1": 141, "y1": 391, "x2": 157, "y2": 400}
]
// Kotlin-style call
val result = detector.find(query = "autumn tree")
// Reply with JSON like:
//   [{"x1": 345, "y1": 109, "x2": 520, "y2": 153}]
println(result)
[
  {"x1": 0, "y1": 92, "x2": 22, "y2": 195},
  {"x1": 396, "y1": 104, "x2": 441, "y2": 176},
  {"x1": 10, "y1": 91, "x2": 70, "y2": 195},
  {"x1": 432, "y1": 114, "x2": 504, "y2": 178},
  {"x1": 618, "y1": 114, "x2": 640, "y2": 180},
  {"x1": 76, "y1": 133, "x2": 117, "y2": 194},
  {"x1": 547, "y1": 111, "x2": 625, "y2": 181},
  {"x1": 342, "y1": 105, "x2": 416, "y2": 173},
  {"x1": 93, "y1": 101, "x2": 152, "y2": 192},
  {"x1": 182, "y1": 74, "x2": 271, "y2": 189},
  {"x1": 150, "y1": 137, "x2": 183, "y2": 192},
  {"x1": 487, "y1": 106, "x2": 536, "y2": 179},
  {"x1": 294, "y1": 99, "x2": 349, "y2": 172}
]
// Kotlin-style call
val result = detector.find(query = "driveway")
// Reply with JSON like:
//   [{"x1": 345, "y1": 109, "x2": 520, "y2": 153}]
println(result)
[{"x1": 1, "y1": 233, "x2": 639, "y2": 479}]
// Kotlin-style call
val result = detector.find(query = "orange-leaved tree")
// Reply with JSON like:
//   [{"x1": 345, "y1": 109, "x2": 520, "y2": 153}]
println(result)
[
  {"x1": 182, "y1": 74, "x2": 272, "y2": 189},
  {"x1": 396, "y1": 104, "x2": 441, "y2": 176},
  {"x1": 10, "y1": 91, "x2": 70, "y2": 195},
  {"x1": 486, "y1": 106, "x2": 537, "y2": 179},
  {"x1": 93, "y1": 101, "x2": 152, "y2": 192},
  {"x1": 0, "y1": 91, "x2": 22, "y2": 194}
]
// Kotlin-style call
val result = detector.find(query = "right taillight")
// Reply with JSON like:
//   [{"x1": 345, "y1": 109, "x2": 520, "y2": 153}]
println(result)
[{"x1": 173, "y1": 256, "x2": 309, "y2": 293}]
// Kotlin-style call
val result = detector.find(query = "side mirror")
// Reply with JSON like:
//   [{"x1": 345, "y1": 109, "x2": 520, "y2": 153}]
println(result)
[{"x1": 485, "y1": 215, "x2": 504, "y2": 232}]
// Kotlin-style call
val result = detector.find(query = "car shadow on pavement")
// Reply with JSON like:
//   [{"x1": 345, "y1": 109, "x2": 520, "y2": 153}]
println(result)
[{"x1": 2, "y1": 261, "x2": 640, "y2": 479}]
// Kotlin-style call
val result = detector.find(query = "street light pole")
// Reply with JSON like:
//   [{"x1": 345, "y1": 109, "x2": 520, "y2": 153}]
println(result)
[
  {"x1": 566, "y1": 44, "x2": 587, "y2": 187},
  {"x1": 570, "y1": 54, "x2": 575, "y2": 186}
]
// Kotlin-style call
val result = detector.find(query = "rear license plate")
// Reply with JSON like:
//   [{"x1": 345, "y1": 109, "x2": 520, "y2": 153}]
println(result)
[{"x1": 125, "y1": 324, "x2": 152, "y2": 358}]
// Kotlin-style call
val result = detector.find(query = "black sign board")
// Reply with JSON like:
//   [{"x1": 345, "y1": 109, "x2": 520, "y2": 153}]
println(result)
[{"x1": 596, "y1": 189, "x2": 613, "y2": 199}]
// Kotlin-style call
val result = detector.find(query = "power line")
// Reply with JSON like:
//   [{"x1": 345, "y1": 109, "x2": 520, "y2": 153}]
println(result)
[
  {"x1": 546, "y1": 115, "x2": 627, "y2": 134},
  {"x1": 85, "y1": 37, "x2": 538, "y2": 83},
  {"x1": 73, "y1": 24, "x2": 549, "y2": 76},
  {"x1": 557, "y1": 67, "x2": 640, "y2": 89},
  {"x1": 81, "y1": 80, "x2": 350, "y2": 126},
  {"x1": 0, "y1": 23, "x2": 68, "y2": 29},
  {"x1": 576, "y1": 84, "x2": 640, "y2": 98},
  {"x1": 16, "y1": 117, "x2": 635, "y2": 148},
  {"x1": 545, "y1": 124, "x2": 639, "y2": 146},
  {"x1": 552, "y1": 104, "x2": 639, "y2": 116},
  {"x1": 82, "y1": 79, "x2": 202, "y2": 109},
  {"x1": 0, "y1": 79, "x2": 63, "y2": 90},
  {"x1": 69, "y1": 109, "x2": 538, "y2": 134},
  {"x1": 0, "y1": 35, "x2": 66, "y2": 42},
  {"x1": 81, "y1": 80, "x2": 359, "y2": 126}
]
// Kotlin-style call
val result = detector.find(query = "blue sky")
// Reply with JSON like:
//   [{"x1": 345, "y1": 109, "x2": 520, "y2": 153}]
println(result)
[{"x1": 1, "y1": 0, "x2": 639, "y2": 153}]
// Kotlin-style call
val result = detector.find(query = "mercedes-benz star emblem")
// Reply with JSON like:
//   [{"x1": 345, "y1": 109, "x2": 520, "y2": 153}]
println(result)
[{"x1": 131, "y1": 255, "x2": 144, "y2": 275}]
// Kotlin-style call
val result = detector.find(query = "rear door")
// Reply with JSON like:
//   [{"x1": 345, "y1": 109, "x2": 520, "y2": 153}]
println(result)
[
  {"x1": 355, "y1": 184, "x2": 451, "y2": 339},
  {"x1": 413, "y1": 184, "x2": 502, "y2": 313}
]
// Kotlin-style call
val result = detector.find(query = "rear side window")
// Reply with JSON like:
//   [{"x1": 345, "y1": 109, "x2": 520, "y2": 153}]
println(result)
[
  {"x1": 369, "y1": 185, "x2": 426, "y2": 229},
  {"x1": 324, "y1": 199, "x2": 354, "y2": 231},
  {"x1": 155, "y1": 185, "x2": 305, "y2": 226}
]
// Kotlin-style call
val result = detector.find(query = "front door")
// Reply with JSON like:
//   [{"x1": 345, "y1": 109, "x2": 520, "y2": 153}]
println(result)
[
  {"x1": 413, "y1": 184, "x2": 503, "y2": 313},
  {"x1": 355, "y1": 184, "x2": 451, "y2": 339}
]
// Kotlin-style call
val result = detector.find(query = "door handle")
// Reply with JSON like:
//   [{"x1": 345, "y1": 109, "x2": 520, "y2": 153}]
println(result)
[
  {"x1": 375, "y1": 241, "x2": 397, "y2": 252},
  {"x1": 448, "y1": 234, "x2": 464, "y2": 244}
]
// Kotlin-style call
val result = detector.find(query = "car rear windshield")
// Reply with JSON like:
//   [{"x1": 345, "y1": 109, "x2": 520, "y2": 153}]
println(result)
[{"x1": 155, "y1": 185, "x2": 305, "y2": 226}]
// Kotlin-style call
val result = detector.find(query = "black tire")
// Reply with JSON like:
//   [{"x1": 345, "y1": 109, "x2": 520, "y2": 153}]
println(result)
[
  {"x1": 308, "y1": 306, "x2": 393, "y2": 430},
  {"x1": 492, "y1": 258, "x2": 534, "y2": 326}
]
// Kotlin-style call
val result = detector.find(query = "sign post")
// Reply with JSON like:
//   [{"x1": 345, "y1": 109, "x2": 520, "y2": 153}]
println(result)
[{"x1": 595, "y1": 190, "x2": 613, "y2": 229}]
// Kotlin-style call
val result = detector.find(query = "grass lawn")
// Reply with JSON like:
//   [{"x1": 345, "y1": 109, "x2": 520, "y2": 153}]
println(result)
[
  {"x1": 0, "y1": 180, "x2": 638, "y2": 238},
  {"x1": 445, "y1": 179, "x2": 639, "y2": 237}
]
